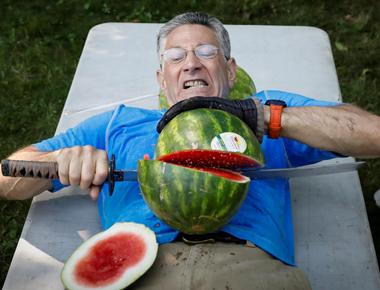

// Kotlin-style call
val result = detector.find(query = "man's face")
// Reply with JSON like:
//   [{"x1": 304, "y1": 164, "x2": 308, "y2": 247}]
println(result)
[{"x1": 157, "y1": 24, "x2": 237, "y2": 106}]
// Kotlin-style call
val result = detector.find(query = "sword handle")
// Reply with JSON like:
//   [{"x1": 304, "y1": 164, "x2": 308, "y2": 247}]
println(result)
[
  {"x1": 2, "y1": 156, "x2": 117, "y2": 197},
  {"x1": 1, "y1": 159, "x2": 59, "y2": 179}
]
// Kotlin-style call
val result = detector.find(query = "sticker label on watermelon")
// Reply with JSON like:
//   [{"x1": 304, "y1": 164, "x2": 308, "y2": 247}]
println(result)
[{"x1": 211, "y1": 132, "x2": 247, "y2": 153}]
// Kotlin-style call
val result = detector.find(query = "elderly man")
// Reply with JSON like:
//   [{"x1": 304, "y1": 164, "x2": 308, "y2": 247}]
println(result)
[{"x1": 1, "y1": 12, "x2": 380, "y2": 290}]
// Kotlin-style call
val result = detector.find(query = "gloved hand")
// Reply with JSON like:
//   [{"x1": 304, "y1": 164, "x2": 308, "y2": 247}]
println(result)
[{"x1": 156, "y1": 96, "x2": 264, "y2": 142}]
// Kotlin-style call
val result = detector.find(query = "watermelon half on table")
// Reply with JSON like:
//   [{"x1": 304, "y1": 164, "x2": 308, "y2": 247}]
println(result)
[
  {"x1": 138, "y1": 108, "x2": 265, "y2": 235},
  {"x1": 61, "y1": 222, "x2": 158, "y2": 290}
]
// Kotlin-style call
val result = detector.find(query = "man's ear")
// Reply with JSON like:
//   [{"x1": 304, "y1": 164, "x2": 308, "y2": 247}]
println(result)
[
  {"x1": 227, "y1": 57, "x2": 237, "y2": 88},
  {"x1": 156, "y1": 69, "x2": 167, "y2": 93}
]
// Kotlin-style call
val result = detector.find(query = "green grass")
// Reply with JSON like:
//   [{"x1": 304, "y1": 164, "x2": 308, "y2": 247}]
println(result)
[{"x1": 1, "y1": 0, "x2": 379, "y2": 286}]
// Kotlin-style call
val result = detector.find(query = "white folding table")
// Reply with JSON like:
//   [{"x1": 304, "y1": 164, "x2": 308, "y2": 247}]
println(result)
[{"x1": 3, "y1": 23, "x2": 380, "y2": 290}]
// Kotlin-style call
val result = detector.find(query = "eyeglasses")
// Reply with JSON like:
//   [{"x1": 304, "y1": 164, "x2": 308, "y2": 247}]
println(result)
[{"x1": 161, "y1": 44, "x2": 220, "y2": 64}]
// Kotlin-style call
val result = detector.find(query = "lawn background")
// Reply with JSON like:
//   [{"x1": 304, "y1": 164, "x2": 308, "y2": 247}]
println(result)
[{"x1": 1, "y1": 0, "x2": 379, "y2": 286}]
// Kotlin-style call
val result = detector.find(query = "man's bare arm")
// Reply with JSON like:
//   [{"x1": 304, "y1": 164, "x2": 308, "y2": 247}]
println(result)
[
  {"x1": 0, "y1": 146, "x2": 55, "y2": 200},
  {"x1": 269, "y1": 104, "x2": 380, "y2": 158},
  {"x1": 0, "y1": 145, "x2": 109, "y2": 200}
]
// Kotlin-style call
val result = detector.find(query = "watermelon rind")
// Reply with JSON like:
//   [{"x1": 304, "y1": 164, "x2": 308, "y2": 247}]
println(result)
[
  {"x1": 138, "y1": 160, "x2": 250, "y2": 235},
  {"x1": 155, "y1": 108, "x2": 264, "y2": 167},
  {"x1": 227, "y1": 66, "x2": 256, "y2": 100},
  {"x1": 61, "y1": 222, "x2": 158, "y2": 290}
]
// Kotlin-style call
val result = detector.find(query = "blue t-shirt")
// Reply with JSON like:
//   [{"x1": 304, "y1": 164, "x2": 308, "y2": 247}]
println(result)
[{"x1": 35, "y1": 90, "x2": 340, "y2": 266}]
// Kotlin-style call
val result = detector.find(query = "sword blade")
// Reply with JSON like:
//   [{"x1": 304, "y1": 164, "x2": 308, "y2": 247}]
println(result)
[
  {"x1": 241, "y1": 161, "x2": 365, "y2": 179},
  {"x1": 113, "y1": 161, "x2": 365, "y2": 181},
  {"x1": 114, "y1": 169, "x2": 138, "y2": 181}
]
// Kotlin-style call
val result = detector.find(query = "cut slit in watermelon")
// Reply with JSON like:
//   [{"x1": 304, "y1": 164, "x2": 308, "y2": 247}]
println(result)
[
  {"x1": 156, "y1": 149, "x2": 261, "y2": 182},
  {"x1": 177, "y1": 164, "x2": 249, "y2": 182},
  {"x1": 157, "y1": 149, "x2": 263, "y2": 170}
]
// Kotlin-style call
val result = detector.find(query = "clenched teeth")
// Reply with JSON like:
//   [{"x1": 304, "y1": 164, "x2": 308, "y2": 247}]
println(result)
[{"x1": 184, "y1": 80, "x2": 208, "y2": 89}]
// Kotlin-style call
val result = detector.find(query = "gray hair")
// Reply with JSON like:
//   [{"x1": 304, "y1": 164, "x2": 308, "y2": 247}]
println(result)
[{"x1": 157, "y1": 12, "x2": 231, "y2": 64}]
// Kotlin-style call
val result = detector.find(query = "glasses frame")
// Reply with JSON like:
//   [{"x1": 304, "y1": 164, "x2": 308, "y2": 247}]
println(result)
[{"x1": 161, "y1": 44, "x2": 221, "y2": 64}]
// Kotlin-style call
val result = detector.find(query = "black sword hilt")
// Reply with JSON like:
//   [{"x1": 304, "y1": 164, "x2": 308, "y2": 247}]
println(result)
[
  {"x1": 1, "y1": 159, "x2": 59, "y2": 179},
  {"x1": 2, "y1": 156, "x2": 118, "y2": 196},
  {"x1": 108, "y1": 154, "x2": 116, "y2": 196}
]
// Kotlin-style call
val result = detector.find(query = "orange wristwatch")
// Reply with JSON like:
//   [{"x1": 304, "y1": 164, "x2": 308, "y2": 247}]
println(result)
[{"x1": 265, "y1": 100, "x2": 287, "y2": 139}]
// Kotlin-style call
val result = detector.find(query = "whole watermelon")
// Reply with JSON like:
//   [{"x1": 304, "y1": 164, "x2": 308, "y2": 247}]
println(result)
[
  {"x1": 227, "y1": 66, "x2": 256, "y2": 100},
  {"x1": 138, "y1": 109, "x2": 264, "y2": 235}
]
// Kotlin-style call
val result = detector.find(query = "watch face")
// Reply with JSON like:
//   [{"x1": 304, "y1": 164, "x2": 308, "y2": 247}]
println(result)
[{"x1": 265, "y1": 99, "x2": 287, "y2": 107}]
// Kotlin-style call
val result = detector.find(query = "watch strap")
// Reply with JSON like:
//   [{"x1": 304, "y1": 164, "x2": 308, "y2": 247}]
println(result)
[{"x1": 265, "y1": 100, "x2": 287, "y2": 139}]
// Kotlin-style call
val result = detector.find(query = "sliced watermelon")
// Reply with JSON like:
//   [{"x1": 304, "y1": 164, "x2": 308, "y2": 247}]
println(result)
[
  {"x1": 61, "y1": 222, "x2": 158, "y2": 290},
  {"x1": 138, "y1": 160, "x2": 250, "y2": 234},
  {"x1": 137, "y1": 108, "x2": 266, "y2": 234}
]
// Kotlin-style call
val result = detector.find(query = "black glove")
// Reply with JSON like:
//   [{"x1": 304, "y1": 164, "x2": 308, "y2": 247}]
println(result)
[{"x1": 156, "y1": 96, "x2": 264, "y2": 142}]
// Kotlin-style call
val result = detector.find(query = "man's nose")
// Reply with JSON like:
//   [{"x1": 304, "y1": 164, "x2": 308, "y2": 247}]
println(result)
[{"x1": 182, "y1": 51, "x2": 202, "y2": 72}]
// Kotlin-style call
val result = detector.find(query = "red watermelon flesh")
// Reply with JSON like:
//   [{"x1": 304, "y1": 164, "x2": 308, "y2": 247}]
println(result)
[
  {"x1": 157, "y1": 149, "x2": 263, "y2": 170},
  {"x1": 74, "y1": 232, "x2": 146, "y2": 287},
  {"x1": 178, "y1": 164, "x2": 248, "y2": 182}
]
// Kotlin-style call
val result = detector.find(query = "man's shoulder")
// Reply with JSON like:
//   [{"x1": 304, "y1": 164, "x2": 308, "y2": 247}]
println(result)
[
  {"x1": 105, "y1": 104, "x2": 165, "y2": 129},
  {"x1": 113, "y1": 104, "x2": 164, "y2": 120},
  {"x1": 71, "y1": 104, "x2": 164, "y2": 132},
  {"x1": 113, "y1": 104, "x2": 164, "y2": 116}
]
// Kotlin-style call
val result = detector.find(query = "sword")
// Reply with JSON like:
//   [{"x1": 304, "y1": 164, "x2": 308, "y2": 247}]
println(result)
[{"x1": 1, "y1": 156, "x2": 365, "y2": 196}]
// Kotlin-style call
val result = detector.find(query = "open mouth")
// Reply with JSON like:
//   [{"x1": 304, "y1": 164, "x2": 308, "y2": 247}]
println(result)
[{"x1": 183, "y1": 79, "x2": 208, "y2": 89}]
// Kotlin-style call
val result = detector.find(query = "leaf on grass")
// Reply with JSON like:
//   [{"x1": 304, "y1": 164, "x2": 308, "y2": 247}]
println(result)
[{"x1": 335, "y1": 41, "x2": 348, "y2": 52}]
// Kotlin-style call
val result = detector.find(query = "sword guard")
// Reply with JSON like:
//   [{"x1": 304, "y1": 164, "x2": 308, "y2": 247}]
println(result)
[{"x1": 108, "y1": 154, "x2": 116, "y2": 196}]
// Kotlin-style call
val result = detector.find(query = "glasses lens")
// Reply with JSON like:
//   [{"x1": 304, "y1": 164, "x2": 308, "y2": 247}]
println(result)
[
  {"x1": 163, "y1": 48, "x2": 186, "y2": 63},
  {"x1": 162, "y1": 45, "x2": 219, "y2": 64},
  {"x1": 195, "y1": 44, "x2": 218, "y2": 59}
]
